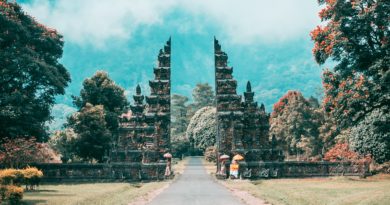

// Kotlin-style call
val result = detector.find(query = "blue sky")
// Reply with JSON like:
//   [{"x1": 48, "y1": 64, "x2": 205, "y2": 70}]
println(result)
[{"x1": 18, "y1": 0, "x2": 326, "y2": 130}]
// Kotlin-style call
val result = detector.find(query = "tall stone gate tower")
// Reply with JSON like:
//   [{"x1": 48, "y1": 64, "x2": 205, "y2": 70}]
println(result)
[
  {"x1": 214, "y1": 38, "x2": 283, "y2": 172},
  {"x1": 214, "y1": 38, "x2": 244, "y2": 155},
  {"x1": 145, "y1": 37, "x2": 171, "y2": 155},
  {"x1": 113, "y1": 38, "x2": 171, "y2": 163}
]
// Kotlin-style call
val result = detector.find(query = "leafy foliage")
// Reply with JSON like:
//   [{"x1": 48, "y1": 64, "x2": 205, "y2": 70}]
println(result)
[
  {"x1": 0, "y1": 0, "x2": 70, "y2": 141},
  {"x1": 311, "y1": 0, "x2": 389, "y2": 75},
  {"x1": 171, "y1": 94, "x2": 189, "y2": 135},
  {"x1": 68, "y1": 104, "x2": 111, "y2": 162},
  {"x1": 191, "y1": 83, "x2": 214, "y2": 110},
  {"x1": 0, "y1": 167, "x2": 43, "y2": 204},
  {"x1": 68, "y1": 72, "x2": 127, "y2": 162},
  {"x1": 349, "y1": 107, "x2": 390, "y2": 163},
  {"x1": 321, "y1": 71, "x2": 371, "y2": 128},
  {"x1": 171, "y1": 94, "x2": 191, "y2": 157},
  {"x1": 1, "y1": 185, "x2": 23, "y2": 205},
  {"x1": 48, "y1": 129, "x2": 78, "y2": 163},
  {"x1": 324, "y1": 143, "x2": 358, "y2": 162},
  {"x1": 22, "y1": 166, "x2": 43, "y2": 190},
  {"x1": 170, "y1": 133, "x2": 190, "y2": 158},
  {"x1": 0, "y1": 137, "x2": 60, "y2": 168},
  {"x1": 0, "y1": 169, "x2": 24, "y2": 186},
  {"x1": 270, "y1": 91, "x2": 322, "y2": 158},
  {"x1": 72, "y1": 71, "x2": 128, "y2": 133},
  {"x1": 186, "y1": 106, "x2": 216, "y2": 151},
  {"x1": 312, "y1": 0, "x2": 389, "y2": 163},
  {"x1": 204, "y1": 146, "x2": 217, "y2": 162},
  {"x1": 318, "y1": 112, "x2": 338, "y2": 150},
  {"x1": 324, "y1": 142, "x2": 371, "y2": 164}
]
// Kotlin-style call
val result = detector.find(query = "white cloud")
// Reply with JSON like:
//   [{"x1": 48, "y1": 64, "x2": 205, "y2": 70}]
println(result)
[
  {"x1": 21, "y1": 0, "x2": 177, "y2": 47},
  {"x1": 179, "y1": 0, "x2": 320, "y2": 44},
  {"x1": 21, "y1": 0, "x2": 321, "y2": 46}
]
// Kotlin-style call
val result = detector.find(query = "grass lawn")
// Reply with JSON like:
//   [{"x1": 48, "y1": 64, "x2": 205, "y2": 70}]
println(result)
[
  {"x1": 201, "y1": 158, "x2": 390, "y2": 205},
  {"x1": 21, "y1": 158, "x2": 188, "y2": 205},
  {"x1": 22, "y1": 182, "x2": 168, "y2": 205},
  {"x1": 223, "y1": 174, "x2": 390, "y2": 205}
]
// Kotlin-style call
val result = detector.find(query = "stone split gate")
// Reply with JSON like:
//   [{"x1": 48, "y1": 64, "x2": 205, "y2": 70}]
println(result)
[{"x1": 35, "y1": 38, "x2": 369, "y2": 182}]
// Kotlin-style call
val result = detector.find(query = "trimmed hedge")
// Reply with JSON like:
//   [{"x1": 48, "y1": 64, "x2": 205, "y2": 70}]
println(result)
[
  {"x1": 0, "y1": 167, "x2": 43, "y2": 204},
  {"x1": 1, "y1": 185, "x2": 23, "y2": 205}
]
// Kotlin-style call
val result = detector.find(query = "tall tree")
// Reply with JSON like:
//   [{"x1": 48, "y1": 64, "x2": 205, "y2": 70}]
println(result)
[
  {"x1": 192, "y1": 83, "x2": 214, "y2": 110},
  {"x1": 68, "y1": 103, "x2": 111, "y2": 162},
  {"x1": 72, "y1": 71, "x2": 128, "y2": 133},
  {"x1": 171, "y1": 94, "x2": 189, "y2": 134},
  {"x1": 269, "y1": 91, "x2": 323, "y2": 158},
  {"x1": 186, "y1": 106, "x2": 217, "y2": 152},
  {"x1": 48, "y1": 128, "x2": 78, "y2": 163},
  {"x1": 318, "y1": 112, "x2": 338, "y2": 151},
  {"x1": 171, "y1": 95, "x2": 191, "y2": 157},
  {"x1": 349, "y1": 107, "x2": 389, "y2": 163},
  {"x1": 311, "y1": 0, "x2": 389, "y2": 163},
  {"x1": 0, "y1": 0, "x2": 70, "y2": 141},
  {"x1": 0, "y1": 137, "x2": 61, "y2": 168}
]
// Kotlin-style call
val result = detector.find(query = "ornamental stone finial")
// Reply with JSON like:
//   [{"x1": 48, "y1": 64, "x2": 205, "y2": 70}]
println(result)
[
  {"x1": 167, "y1": 36, "x2": 171, "y2": 46},
  {"x1": 246, "y1": 81, "x2": 252, "y2": 93},
  {"x1": 136, "y1": 84, "x2": 141, "y2": 95},
  {"x1": 260, "y1": 103, "x2": 265, "y2": 111},
  {"x1": 214, "y1": 36, "x2": 221, "y2": 52}
]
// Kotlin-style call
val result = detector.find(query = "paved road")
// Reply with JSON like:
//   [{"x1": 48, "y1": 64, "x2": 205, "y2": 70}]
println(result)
[{"x1": 148, "y1": 157, "x2": 244, "y2": 205}]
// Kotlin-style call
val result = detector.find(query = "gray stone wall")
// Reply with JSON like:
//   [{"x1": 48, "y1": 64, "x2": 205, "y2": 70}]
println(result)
[
  {"x1": 215, "y1": 161, "x2": 370, "y2": 179},
  {"x1": 33, "y1": 163, "x2": 166, "y2": 182},
  {"x1": 237, "y1": 161, "x2": 370, "y2": 179}
]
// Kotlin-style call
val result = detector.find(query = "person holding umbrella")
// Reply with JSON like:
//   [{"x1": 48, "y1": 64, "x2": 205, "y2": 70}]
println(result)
[
  {"x1": 230, "y1": 154, "x2": 244, "y2": 179},
  {"x1": 219, "y1": 154, "x2": 230, "y2": 176},
  {"x1": 163, "y1": 152, "x2": 172, "y2": 178}
]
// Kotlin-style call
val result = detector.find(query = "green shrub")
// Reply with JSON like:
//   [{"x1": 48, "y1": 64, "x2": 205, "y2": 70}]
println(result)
[
  {"x1": 0, "y1": 185, "x2": 24, "y2": 204},
  {"x1": 22, "y1": 167, "x2": 43, "y2": 190},
  {"x1": 0, "y1": 169, "x2": 24, "y2": 186},
  {"x1": 186, "y1": 106, "x2": 217, "y2": 151},
  {"x1": 0, "y1": 166, "x2": 43, "y2": 204},
  {"x1": 5, "y1": 185, "x2": 23, "y2": 205},
  {"x1": 0, "y1": 185, "x2": 6, "y2": 201},
  {"x1": 171, "y1": 137, "x2": 191, "y2": 158},
  {"x1": 350, "y1": 107, "x2": 390, "y2": 164},
  {"x1": 204, "y1": 146, "x2": 217, "y2": 162}
]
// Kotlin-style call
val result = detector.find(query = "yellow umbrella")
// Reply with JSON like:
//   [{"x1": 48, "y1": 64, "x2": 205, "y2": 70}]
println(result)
[{"x1": 232, "y1": 154, "x2": 244, "y2": 161}]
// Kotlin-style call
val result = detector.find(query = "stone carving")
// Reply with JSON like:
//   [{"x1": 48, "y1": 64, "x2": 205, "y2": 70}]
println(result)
[
  {"x1": 259, "y1": 168, "x2": 270, "y2": 178},
  {"x1": 242, "y1": 168, "x2": 252, "y2": 178}
]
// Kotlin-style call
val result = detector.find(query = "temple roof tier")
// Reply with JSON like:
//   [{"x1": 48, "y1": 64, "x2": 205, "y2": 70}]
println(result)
[
  {"x1": 216, "y1": 94, "x2": 241, "y2": 101},
  {"x1": 218, "y1": 111, "x2": 244, "y2": 117},
  {"x1": 216, "y1": 66, "x2": 233, "y2": 74}
]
